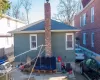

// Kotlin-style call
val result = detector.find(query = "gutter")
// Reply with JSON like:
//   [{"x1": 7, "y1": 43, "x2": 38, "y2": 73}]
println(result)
[{"x1": 9, "y1": 29, "x2": 80, "y2": 34}]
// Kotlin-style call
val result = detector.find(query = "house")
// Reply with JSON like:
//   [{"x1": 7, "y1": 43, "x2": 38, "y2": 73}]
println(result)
[
  {"x1": 10, "y1": 0, "x2": 79, "y2": 62},
  {"x1": 0, "y1": 15, "x2": 25, "y2": 48},
  {"x1": 74, "y1": 0, "x2": 100, "y2": 54}
]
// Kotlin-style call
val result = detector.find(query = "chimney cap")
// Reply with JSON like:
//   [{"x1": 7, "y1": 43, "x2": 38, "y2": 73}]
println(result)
[{"x1": 46, "y1": 0, "x2": 49, "y2": 3}]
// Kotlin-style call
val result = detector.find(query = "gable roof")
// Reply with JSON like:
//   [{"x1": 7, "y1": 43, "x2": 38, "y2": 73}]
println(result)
[
  {"x1": 76, "y1": 0, "x2": 94, "y2": 15},
  {"x1": 9, "y1": 19, "x2": 80, "y2": 33},
  {"x1": 2, "y1": 14, "x2": 26, "y2": 24}
]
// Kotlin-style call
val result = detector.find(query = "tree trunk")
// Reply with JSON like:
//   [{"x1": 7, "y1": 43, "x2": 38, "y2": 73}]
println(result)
[{"x1": 26, "y1": 11, "x2": 29, "y2": 24}]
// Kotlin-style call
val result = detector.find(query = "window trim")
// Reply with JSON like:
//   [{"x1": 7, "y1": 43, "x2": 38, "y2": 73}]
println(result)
[
  {"x1": 30, "y1": 34, "x2": 37, "y2": 50},
  {"x1": 91, "y1": 32, "x2": 94, "y2": 47},
  {"x1": 83, "y1": 33, "x2": 86, "y2": 45},
  {"x1": 91, "y1": 7, "x2": 94, "y2": 23},
  {"x1": 65, "y1": 33, "x2": 74, "y2": 50}
]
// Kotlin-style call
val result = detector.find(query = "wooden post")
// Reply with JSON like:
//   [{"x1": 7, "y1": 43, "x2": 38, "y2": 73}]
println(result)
[{"x1": 6, "y1": 73, "x2": 8, "y2": 80}]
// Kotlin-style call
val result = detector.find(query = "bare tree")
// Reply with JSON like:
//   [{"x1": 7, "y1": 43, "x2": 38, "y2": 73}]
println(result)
[
  {"x1": 54, "y1": 0, "x2": 80, "y2": 26},
  {"x1": 11, "y1": 0, "x2": 23, "y2": 19},
  {"x1": 19, "y1": 12, "x2": 27, "y2": 21},
  {"x1": 23, "y1": 0, "x2": 32, "y2": 24}
]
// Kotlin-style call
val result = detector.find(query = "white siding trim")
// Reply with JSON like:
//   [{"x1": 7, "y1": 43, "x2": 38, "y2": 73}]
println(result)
[
  {"x1": 65, "y1": 33, "x2": 74, "y2": 50},
  {"x1": 10, "y1": 30, "x2": 80, "y2": 34},
  {"x1": 30, "y1": 34, "x2": 37, "y2": 50}
]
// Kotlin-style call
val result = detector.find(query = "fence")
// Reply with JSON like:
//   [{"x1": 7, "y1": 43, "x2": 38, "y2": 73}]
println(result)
[
  {"x1": 0, "y1": 48, "x2": 5, "y2": 57},
  {"x1": 0, "y1": 46, "x2": 14, "y2": 62}
]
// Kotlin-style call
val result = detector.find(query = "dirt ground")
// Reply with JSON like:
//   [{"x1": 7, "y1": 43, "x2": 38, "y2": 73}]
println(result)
[{"x1": 11, "y1": 62, "x2": 87, "y2": 80}]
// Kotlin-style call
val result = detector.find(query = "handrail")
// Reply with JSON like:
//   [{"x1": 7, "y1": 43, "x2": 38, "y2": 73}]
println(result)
[{"x1": 76, "y1": 44, "x2": 100, "y2": 57}]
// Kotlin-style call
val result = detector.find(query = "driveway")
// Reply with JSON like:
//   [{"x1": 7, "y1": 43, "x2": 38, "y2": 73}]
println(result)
[
  {"x1": 71, "y1": 63, "x2": 87, "y2": 80},
  {"x1": 11, "y1": 63, "x2": 87, "y2": 80}
]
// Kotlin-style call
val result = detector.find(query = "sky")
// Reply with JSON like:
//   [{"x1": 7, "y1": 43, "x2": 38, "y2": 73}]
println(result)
[{"x1": 9, "y1": 0, "x2": 59, "y2": 23}]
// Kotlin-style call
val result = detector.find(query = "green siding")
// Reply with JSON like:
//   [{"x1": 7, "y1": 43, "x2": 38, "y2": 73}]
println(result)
[
  {"x1": 14, "y1": 32, "x2": 75, "y2": 62},
  {"x1": 14, "y1": 33, "x2": 45, "y2": 62},
  {"x1": 52, "y1": 32, "x2": 75, "y2": 62}
]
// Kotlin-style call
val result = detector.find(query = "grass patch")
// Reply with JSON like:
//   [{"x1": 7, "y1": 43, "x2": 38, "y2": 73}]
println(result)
[{"x1": 0, "y1": 75, "x2": 6, "y2": 80}]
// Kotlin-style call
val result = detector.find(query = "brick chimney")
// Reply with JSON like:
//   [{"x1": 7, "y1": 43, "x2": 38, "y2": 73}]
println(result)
[
  {"x1": 81, "y1": 0, "x2": 91, "y2": 7},
  {"x1": 44, "y1": 0, "x2": 52, "y2": 57}
]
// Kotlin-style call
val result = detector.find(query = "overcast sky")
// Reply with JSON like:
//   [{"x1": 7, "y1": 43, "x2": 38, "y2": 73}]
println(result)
[{"x1": 9, "y1": 0, "x2": 59, "y2": 23}]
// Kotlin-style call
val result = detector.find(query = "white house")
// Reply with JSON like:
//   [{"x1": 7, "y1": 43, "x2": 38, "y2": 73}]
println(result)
[{"x1": 0, "y1": 15, "x2": 26, "y2": 48}]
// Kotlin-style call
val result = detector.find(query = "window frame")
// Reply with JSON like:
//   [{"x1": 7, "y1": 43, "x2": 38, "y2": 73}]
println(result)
[
  {"x1": 83, "y1": 13, "x2": 86, "y2": 26},
  {"x1": 91, "y1": 32, "x2": 94, "y2": 47},
  {"x1": 83, "y1": 33, "x2": 86, "y2": 45},
  {"x1": 91, "y1": 7, "x2": 94, "y2": 23},
  {"x1": 30, "y1": 34, "x2": 37, "y2": 50},
  {"x1": 66, "y1": 33, "x2": 74, "y2": 50}
]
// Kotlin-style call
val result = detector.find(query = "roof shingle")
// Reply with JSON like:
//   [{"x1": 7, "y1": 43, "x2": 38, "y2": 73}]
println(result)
[
  {"x1": 9, "y1": 19, "x2": 79, "y2": 33},
  {"x1": 23, "y1": 20, "x2": 78, "y2": 31}
]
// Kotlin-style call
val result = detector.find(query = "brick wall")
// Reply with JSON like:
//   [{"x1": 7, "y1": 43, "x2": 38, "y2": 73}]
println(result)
[
  {"x1": 44, "y1": 2, "x2": 52, "y2": 57},
  {"x1": 81, "y1": 0, "x2": 91, "y2": 7},
  {"x1": 74, "y1": 0, "x2": 100, "y2": 54}
]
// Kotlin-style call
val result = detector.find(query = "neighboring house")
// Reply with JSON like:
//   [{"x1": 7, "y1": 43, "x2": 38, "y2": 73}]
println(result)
[
  {"x1": 74, "y1": 0, "x2": 100, "y2": 54},
  {"x1": 10, "y1": 0, "x2": 79, "y2": 62},
  {"x1": 0, "y1": 15, "x2": 25, "y2": 48},
  {"x1": 81, "y1": 0, "x2": 91, "y2": 8}
]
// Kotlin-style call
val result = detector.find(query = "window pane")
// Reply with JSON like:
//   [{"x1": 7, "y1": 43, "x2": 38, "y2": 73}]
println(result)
[
  {"x1": 91, "y1": 7, "x2": 94, "y2": 22},
  {"x1": 83, "y1": 33, "x2": 86, "y2": 45},
  {"x1": 67, "y1": 35, "x2": 72, "y2": 41},
  {"x1": 32, "y1": 42, "x2": 36, "y2": 48},
  {"x1": 67, "y1": 41, "x2": 72, "y2": 48},
  {"x1": 92, "y1": 15, "x2": 94, "y2": 22},
  {"x1": 80, "y1": 17, "x2": 81, "y2": 27},
  {"x1": 91, "y1": 33, "x2": 94, "y2": 47},
  {"x1": 31, "y1": 36, "x2": 36, "y2": 41}
]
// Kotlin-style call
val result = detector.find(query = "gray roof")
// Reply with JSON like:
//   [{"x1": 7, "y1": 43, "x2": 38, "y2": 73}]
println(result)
[
  {"x1": 23, "y1": 20, "x2": 78, "y2": 31},
  {"x1": 10, "y1": 19, "x2": 79, "y2": 33}
]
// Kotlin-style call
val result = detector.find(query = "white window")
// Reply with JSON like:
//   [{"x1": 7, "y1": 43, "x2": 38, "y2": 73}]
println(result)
[
  {"x1": 83, "y1": 13, "x2": 86, "y2": 26},
  {"x1": 83, "y1": 33, "x2": 86, "y2": 45},
  {"x1": 91, "y1": 32, "x2": 94, "y2": 47},
  {"x1": 91, "y1": 7, "x2": 94, "y2": 23},
  {"x1": 66, "y1": 33, "x2": 74, "y2": 50},
  {"x1": 30, "y1": 34, "x2": 37, "y2": 50}
]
